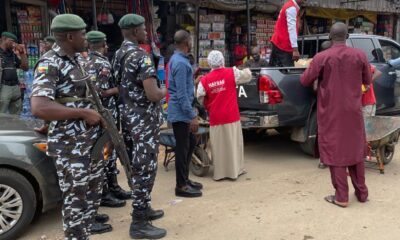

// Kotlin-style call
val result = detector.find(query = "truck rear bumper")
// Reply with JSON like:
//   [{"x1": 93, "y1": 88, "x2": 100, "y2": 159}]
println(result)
[{"x1": 240, "y1": 110, "x2": 279, "y2": 129}]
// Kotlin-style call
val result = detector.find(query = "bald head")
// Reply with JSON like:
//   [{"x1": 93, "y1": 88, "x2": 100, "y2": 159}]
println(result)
[
  {"x1": 174, "y1": 30, "x2": 192, "y2": 53},
  {"x1": 174, "y1": 30, "x2": 191, "y2": 46},
  {"x1": 251, "y1": 46, "x2": 260, "y2": 55},
  {"x1": 330, "y1": 22, "x2": 348, "y2": 42}
]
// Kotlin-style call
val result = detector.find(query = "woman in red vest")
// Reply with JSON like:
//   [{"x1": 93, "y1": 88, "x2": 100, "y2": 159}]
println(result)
[{"x1": 197, "y1": 50, "x2": 252, "y2": 180}]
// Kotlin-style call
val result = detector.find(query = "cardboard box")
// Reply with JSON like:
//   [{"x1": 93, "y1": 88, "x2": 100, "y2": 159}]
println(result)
[
  {"x1": 200, "y1": 23, "x2": 211, "y2": 32},
  {"x1": 199, "y1": 58, "x2": 209, "y2": 68},
  {"x1": 208, "y1": 32, "x2": 225, "y2": 40},
  {"x1": 212, "y1": 23, "x2": 225, "y2": 32}
]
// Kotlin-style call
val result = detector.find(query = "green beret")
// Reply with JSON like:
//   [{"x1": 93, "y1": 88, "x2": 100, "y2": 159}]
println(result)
[
  {"x1": 86, "y1": 31, "x2": 106, "y2": 43},
  {"x1": 44, "y1": 36, "x2": 56, "y2": 43},
  {"x1": 51, "y1": 14, "x2": 87, "y2": 32},
  {"x1": 1, "y1": 32, "x2": 17, "y2": 41},
  {"x1": 118, "y1": 14, "x2": 145, "y2": 29}
]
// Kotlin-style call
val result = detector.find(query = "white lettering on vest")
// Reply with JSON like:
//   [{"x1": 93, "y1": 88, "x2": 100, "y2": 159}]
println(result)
[
  {"x1": 208, "y1": 79, "x2": 225, "y2": 88},
  {"x1": 237, "y1": 86, "x2": 247, "y2": 98}
]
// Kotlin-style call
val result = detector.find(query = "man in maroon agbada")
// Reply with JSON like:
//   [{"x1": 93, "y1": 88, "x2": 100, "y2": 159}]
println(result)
[{"x1": 300, "y1": 22, "x2": 372, "y2": 208}]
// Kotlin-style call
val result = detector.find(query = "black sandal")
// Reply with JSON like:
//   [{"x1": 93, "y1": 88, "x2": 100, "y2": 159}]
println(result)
[{"x1": 324, "y1": 195, "x2": 348, "y2": 208}]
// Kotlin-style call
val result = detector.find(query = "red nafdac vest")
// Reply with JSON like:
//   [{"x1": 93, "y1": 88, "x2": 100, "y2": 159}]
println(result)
[
  {"x1": 271, "y1": 0, "x2": 299, "y2": 53},
  {"x1": 201, "y1": 68, "x2": 240, "y2": 126}
]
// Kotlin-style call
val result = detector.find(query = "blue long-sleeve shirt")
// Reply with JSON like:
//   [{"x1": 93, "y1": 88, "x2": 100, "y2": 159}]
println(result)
[{"x1": 167, "y1": 51, "x2": 197, "y2": 123}]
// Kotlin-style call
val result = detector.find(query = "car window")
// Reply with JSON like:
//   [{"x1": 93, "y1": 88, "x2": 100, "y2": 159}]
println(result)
[
  {"x1": 346, "y1": 39, "x2": 352, "y2": 47},
  {"x1": 379, "y1": 39, "x2": 400, "y2": 61},
  {"x1": 351, "y1": 38, "x2": 376, "y2": 62},
  {"x1": 301, "y1": 40, "x2": 318, "y2": 58}
]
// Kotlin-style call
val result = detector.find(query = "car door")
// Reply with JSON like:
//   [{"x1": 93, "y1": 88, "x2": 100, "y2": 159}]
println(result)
[
  {"x1": 376, "y1": 38, "x2": 400, "y2": 115},
  {"x1": 351, "y1": 37, "x2": 395, "y2": 112}
]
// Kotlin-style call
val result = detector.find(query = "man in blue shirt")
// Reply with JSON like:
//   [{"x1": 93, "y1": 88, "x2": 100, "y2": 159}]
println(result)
[{"x1": 168, "y1": 30, "x2": 202, "y2": 198}]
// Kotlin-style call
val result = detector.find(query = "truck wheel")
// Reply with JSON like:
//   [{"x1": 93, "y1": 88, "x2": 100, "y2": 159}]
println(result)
[
  {"x1": 0, "y1": 169, "x2": 37, "y2": 240},
  {"x1": 299, "y1": 111, "x2": 318, "y2": 158}
]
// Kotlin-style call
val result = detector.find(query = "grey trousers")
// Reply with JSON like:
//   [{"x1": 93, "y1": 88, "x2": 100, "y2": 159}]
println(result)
[{"x1": 0, "y1": 84, "x2": 22, "y2": 114}]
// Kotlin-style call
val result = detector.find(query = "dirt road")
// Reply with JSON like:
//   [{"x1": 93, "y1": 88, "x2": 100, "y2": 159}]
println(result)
[{"x1": 19, "y1": 134, "x2": 400, "y2": 240}]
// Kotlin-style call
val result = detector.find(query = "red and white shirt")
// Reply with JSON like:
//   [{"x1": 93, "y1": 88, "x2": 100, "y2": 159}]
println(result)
[{"x1": 271, "y1": 0, "x2": 300, "y2": 52}]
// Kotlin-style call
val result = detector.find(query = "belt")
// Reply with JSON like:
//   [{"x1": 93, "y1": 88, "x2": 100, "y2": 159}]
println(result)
[{"x1": 55, "y1": 97, "x2": 95, "y2": 105}]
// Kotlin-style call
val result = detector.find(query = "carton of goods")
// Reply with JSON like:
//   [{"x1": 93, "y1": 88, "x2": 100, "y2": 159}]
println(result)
[
  {"x1": 208, "y1": 32, "x2": 225, "y2": 40},
  {"x1": 212, "y1": 23, "x2": 225, "y2": 32},
  {"x1": 199, "y1": 40, "x2": 212, "y2": 48},
  {"x1": 199, "y1": 33, "x2": 209, "y2": 40},
  {"x1": 295, "y1": 58, "x2": 313, "y2": 68},
  {"x1": 199, "y1": 58, "x2": 209, "y2": 68},
  {"x1": 209, "y1": 14, "x2": 225, "y2": 22},
  {"x1": 213, "y1": 40, "x2": 225, "y2": 49},
  {"x1": 200, "y1": 23, "x2": 211, "y2": 32}
]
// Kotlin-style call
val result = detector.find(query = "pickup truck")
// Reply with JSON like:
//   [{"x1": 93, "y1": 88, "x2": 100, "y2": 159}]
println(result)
[{"x1": 239, "y1": 34, "x2": 400, "y2": 157}]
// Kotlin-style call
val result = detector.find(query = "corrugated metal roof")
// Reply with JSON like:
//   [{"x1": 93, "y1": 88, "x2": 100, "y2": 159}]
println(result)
[
  {"x1": 305, "y1": 0, "x2": 400, "y2": 13},
  {"x1": 162, "y1": 0, "x2": 400, "y2": 13}
]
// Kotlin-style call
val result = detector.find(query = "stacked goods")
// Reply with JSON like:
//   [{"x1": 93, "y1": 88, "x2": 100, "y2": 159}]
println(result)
[
  {"x1": 199, "y1": 14, "x2": 226, "y2": 68},
  {"x1": 253, "y1": 16, "x2": 276, "y2": 47},
  {"x1": 12, "y1": 6, "x2": 42, "y2": 69},
  {"x1": 252, "y1": 15, "x2": 276, "y2": 62}
]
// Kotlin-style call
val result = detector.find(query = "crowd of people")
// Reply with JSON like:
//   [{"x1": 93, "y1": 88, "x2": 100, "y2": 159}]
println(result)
[
  {"x1": 0, "y1": 0, "x2": 379, "y2": 239},
  {"x1": 24, "y1": 11, "x2": 255, "y2": 239}
]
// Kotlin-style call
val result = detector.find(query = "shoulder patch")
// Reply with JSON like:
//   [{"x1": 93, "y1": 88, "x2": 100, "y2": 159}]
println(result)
[
  {"x1": 37, "y1": 62, "x2": 49, "y2": 73},
  {"x1": 144, "y1": 56, "x2": 152, "y2": 66}
]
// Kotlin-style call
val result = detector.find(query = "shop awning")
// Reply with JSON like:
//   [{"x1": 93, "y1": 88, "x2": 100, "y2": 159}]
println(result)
[
  {"x1": 305, "y1": 0, "x2": 400, "y2": 14},
  {"x1": 306, "y1": 7, "x2": 377, "y2": 24},
  {"x1": 160, "y1": 0, "x2": 280, "y2": 13}
]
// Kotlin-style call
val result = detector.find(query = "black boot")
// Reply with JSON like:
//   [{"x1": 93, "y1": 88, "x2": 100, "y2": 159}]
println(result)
[
  {"x1": 146, "y1": 207, "x2": 164, "y2": 221},
  {"x1": 90, "y1": 222, "x2": 113, "y2": 235},
  {"x1": 95, "y1": 213, "x2": 109, "y2": 223},
  {"x1": 108, "y1": 173, "x2": 133, "y2": 200},
  {"x1": 101, "y1": 184, "x2": 126, "y2": 208},
  {"x1": 130, "y1": 211, "x2": 167, "y2": 239}
]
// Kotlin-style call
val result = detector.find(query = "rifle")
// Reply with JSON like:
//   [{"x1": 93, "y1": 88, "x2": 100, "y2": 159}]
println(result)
[{"x1": 79, "y1": 71, "x2": 134, "y2": 190}]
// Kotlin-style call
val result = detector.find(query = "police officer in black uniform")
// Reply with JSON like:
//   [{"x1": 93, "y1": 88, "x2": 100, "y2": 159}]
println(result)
[{"x1": 0, "y1": 31, "x2": 28, "y2": 114}]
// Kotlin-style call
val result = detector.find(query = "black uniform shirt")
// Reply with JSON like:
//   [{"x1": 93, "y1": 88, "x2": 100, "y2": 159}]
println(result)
[{"x1": 0, "y1": 48, "x2": 21, "y2": 86}]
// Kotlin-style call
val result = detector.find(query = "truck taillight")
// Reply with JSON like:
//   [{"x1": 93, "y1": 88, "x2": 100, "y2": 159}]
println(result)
[{"x1": 259, "y1": 75, "x2": 283, "y2": 104}]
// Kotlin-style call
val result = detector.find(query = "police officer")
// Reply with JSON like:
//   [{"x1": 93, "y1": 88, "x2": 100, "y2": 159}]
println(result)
[
  {"x1": 31, "y1": 14, "x2": 112, "y2": 239},
  {"x1": 85, "y1": 30, "x2": 131, "y2": 208},
  {"x1": 112, "y1": 14, "x2": 166, "y2": 239},
  {"x1": 0, "y1": 31, "x2": 28, "y2": 114}
]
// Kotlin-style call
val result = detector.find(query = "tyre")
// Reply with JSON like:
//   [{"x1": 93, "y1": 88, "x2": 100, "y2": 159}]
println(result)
[
  {"x1": 300, "y1": 111, "x2": 318, "y2": 158},
  {"x1": 0, "y1": 169, "x2": 37, "y2": 240},
  {"x1": 190, "y1": 147, "x2": 210, "y2": 177},
  {"x1": 380, "y1": 144, "x2": 395, "y2": 165}
]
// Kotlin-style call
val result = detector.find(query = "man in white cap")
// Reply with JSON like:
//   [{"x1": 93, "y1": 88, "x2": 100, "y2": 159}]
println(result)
[{"x1": 197, "y1": 50, "x2": 252, "y2": 180}]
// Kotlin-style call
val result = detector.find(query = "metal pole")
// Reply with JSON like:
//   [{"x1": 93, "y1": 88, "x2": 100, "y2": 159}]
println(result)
[
  {"x1": 246, "y1": 0, "x2": 251, "y2": 58},
  {"x1": 92, "y1": 0, "x2": 98, "y2": 30},
  {"x1": 195, "y1": 4, "x2": 200, "y2": 64}
]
